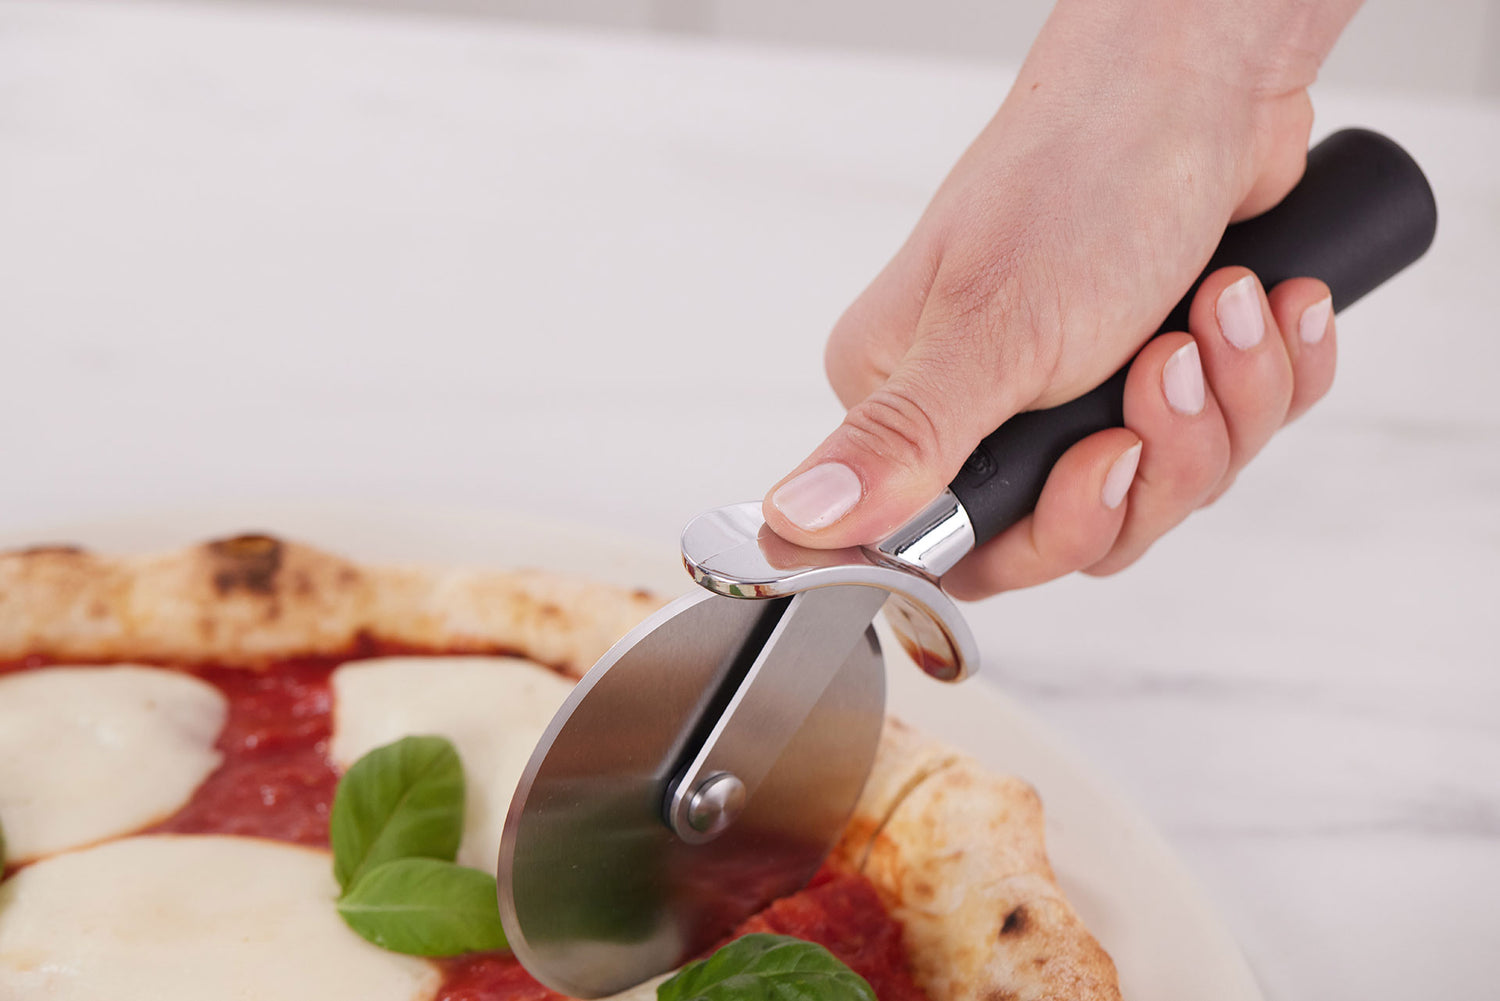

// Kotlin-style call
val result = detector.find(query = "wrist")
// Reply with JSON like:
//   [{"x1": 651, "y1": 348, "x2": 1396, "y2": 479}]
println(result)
[
  {"x1": 1007, "y1": 0, "x2": 1351, "y2": 209},
  {"x1": 1043, "y1": 0, "x2": 1359, "y2": 96}
]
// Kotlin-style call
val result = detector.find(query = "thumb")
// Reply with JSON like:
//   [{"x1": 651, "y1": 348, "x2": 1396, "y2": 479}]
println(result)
[{"x1": 762, "y1": 337, "x2": 1029, "y2": 549}]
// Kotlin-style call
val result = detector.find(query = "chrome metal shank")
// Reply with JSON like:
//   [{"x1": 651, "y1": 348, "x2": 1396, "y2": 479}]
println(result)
[{"x1": 873, "y1": 489, "x2": 975, "y2": 578}]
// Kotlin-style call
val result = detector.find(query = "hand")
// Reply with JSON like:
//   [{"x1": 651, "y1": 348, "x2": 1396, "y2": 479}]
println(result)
[{"x1": 761, "y1": 0, "x2": 1361, "y2": 599}]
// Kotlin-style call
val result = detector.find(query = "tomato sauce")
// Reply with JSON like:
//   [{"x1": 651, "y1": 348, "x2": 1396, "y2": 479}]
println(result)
[
  {"x1": 146, "y1": 658, "x2": 340, "y2": 845},
  {"x1": 0, "y1": 653, "x2": 926, "y2": 1001},
  {"x1": 732, "y1": 870, "x2": 928, "y2": 1001}
]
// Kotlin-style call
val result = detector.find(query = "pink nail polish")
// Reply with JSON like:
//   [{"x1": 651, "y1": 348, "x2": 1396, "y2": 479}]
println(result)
[
  {"x1": 1162, "y1": 342, "x2": 1206, "y2": 416},
  {"x1": 1216, "y1": 275, "x2": 1265, "y2": 350},
  {"x1": 772, "y1": 462, "x2": 862, "y2": 531},
  {"x1": 1102, "y1": 442, "x2": 1142, "y2": 510},
  {"x1": 1300, "y1": 297, "x2": 1332, "y2": 344}
]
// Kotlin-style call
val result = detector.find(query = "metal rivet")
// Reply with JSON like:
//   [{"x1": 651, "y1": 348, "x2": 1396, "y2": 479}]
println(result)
[{"x1": 686, "y1": 772, "x2": 746, "y2": 837}]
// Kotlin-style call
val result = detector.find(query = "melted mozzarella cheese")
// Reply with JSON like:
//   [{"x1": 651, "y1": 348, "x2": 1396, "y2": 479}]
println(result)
[
  {"x1": 0, "y1": 835, "x2": 438, "y2": 1001},
  {"x1": 329, "y1": 656, "x2": 574, "y2": 871},
  {"x1": 0, "y1": 666, "x2": 226, "y2": 862}
]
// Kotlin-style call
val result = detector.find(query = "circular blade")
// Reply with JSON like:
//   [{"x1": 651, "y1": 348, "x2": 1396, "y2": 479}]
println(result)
[{"x1": 498, "y1": 588, "x2": 884, "y2": 998}]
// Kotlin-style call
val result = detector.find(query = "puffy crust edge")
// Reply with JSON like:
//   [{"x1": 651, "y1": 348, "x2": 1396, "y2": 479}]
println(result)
[
  {"x1": 843, "y1": 730, "x2": 1121, "y2": 1001},
  {"x1": 0, "y1": 535, "x2": 661, "y2": 676}
]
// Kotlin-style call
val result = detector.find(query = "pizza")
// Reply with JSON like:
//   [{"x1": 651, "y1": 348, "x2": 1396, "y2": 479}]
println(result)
[{"x1": 0, "y1": 534, "x2": 1120, "y2": 1001}]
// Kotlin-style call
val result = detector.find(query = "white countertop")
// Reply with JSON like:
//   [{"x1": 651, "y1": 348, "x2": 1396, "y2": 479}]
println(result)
[{"x1": 2, "y1": 1, "x2": 1497, "y2": 997}]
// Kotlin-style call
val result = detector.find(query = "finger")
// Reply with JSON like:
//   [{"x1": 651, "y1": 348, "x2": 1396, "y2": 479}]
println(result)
[
  {"x1": 1266, "y1": 277, "x2": 1337, "y2": 424},
  {"x1": 763, "y1": 297, "x2": 1040, "y2": 550},
  {"x1": 1085, "y1": 332, "x2": 1232, "y2": 576},
  {"x1": 943, "y1": 429, "x2": 1141, "y2": 600},
  {"x1": 824, "y1": 240, "x2": 939, "y2": 408},
  {"x1": 1230, "y1": 91, "x2": 1313, "y2": 221},
  {"x1": 765, "y1": 352, "x2": 993, "y2": 547},
  {"x1": 1187, "y1": 268, "x2": 1294, "y2": 480}
]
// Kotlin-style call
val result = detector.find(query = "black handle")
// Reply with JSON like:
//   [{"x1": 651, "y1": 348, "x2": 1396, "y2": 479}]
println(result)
[{"x1": 948, "y1": 128, "x2": 1438, "y2": 546}]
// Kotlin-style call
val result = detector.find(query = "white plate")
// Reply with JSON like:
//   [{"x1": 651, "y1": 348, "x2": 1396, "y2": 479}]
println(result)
[{"x1": 0, "y1": 503, "x2": 1264, "y2": 1001}]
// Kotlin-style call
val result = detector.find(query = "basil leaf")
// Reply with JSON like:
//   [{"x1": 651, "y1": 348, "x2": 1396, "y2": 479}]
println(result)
[
  {"x1": 658, "y1": 934, "x2": 876, "y2": 1001},
  {"x1": 336, "y1": 857, "x2": 508, "y2": 956},
  {"x1": 330, "y1": 735, "x2": 465, "y2": 892}
]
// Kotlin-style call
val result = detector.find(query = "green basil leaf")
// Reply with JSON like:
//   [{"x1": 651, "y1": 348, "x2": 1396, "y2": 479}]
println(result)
[
  {"x1": 658, "y1": 934, "x2": 876, "y2": 1001},
  {"x1": 330, "y1": 735, "x2": 465, "y2": 892},
  {"x1": 336, "y1": 857, "x2": 508, "y2": 956}
]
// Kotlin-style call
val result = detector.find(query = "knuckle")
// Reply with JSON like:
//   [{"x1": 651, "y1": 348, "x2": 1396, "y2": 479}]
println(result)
[
  {"x1": 824, "y1": 333, "x2": 891, "y2": 408},
  {"x1": 1302, "y1": 344, "x2": 1337, "y2": 394},
  {"x1": 1198, "y1": 430, "x2": 1235, "y2": 495},
  {"x1": 1238, "y1": 352, "x2": 1297, "y2": 437},
  {"x1": 841, "y1": 385, "x2": 944, "y2": 469},
  {"x1": 1302, "y1": 368, "x2": 1335, "y2": 407},
  {"x1": 1243, "y1": 360, "x2": 1296, "y2": 428},
  {"x1": 1151, "y1": 425, "x2": 1231, "y2": 503},
  {"x1": 1045, "y1": 519, "x2": 1112, "y2": 571},
  {"x1": 1082, "y1": 548, "x2": 1139, "y2": 578},
  {"x1": 926, "y1": 237, "x2": 1067, "y2": 392},
  {"x1": 934, "y1": 249, "x2": 1022, "y2": 332},
  {"x1": 942, "y1": 561, "x2": 1000, "y2": 601},
  {"x1": 1199, "y1": 472, "x2": 1238, "y2": 508}
]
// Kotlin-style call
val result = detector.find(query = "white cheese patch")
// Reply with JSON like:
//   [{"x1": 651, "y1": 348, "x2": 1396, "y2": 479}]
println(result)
[
  {"x1": 606, "y1": 972, "x2": 672, "y2": 1001},
  {"x1": 0, "y1": 665, "x2": 227, "y2": 862},
  {"x1": 329, "y1": 656, "x2": 575, "y2": 871},
  {"x1": 0, "y1": 834, "x2": 438, "y2": 1001}
]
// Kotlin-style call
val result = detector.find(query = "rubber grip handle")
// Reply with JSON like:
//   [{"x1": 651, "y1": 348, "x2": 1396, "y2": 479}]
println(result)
[{"x1": 947, "y1": 128, "x2": 1438, "y2": 548}]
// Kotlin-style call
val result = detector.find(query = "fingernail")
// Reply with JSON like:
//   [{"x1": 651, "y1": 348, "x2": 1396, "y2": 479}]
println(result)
[
  {"x1": 1162, "y1": 341, "x2": 1205, "y2": 416},
  {"x1": 1299, "y1": 296, "x2": 1332, "y2": 344},
  {"x1": 1216, "y1": 275, "x2": 1265, "y2": 350},
  {"x1": 771, "y1": 462, "x2": 862, "y2": 531},
  {"x1": 1102, "y1": 442, "x2": 1142, "y2": 510}
]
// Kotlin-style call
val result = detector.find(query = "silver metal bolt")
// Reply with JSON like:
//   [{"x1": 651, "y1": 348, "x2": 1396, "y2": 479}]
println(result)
[{"x1": 686, "y1": 772, "x2": 746, "y2": 837}]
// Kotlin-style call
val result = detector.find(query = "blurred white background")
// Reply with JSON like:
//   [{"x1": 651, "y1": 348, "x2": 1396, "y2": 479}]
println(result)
[
  {"x1": 2, "y1": 2, "x2": 1495, "y2": 999},
  {"x1": 257, "y1": 0, "x2": 1500, "y2": 99}
]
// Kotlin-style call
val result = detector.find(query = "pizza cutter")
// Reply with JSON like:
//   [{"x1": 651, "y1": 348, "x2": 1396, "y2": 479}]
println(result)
[{"x1": 498, "y1": 128, "x2": 1437, "y2": 998}]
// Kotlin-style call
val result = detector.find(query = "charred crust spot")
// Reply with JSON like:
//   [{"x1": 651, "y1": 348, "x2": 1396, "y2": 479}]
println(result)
[
  {"x1": 1001, "y1": 905, "x2": 1028, "y2": 937},
  {"x1": 337, "y1": 567, "x2": 358, "y2": 587},
  {"x1": 292, "y1": 571, "x2": 313, "y2": 597},
  {"x1": 631, "y1": 588, "x2": 653, "y2": 601},
  {"x1": 208, "y1": 535, "x2": 284, "y2": 596}
]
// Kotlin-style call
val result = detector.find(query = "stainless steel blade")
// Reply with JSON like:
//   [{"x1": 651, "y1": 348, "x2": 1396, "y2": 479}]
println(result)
[{"x1": 498, "y1": 585, "x2": 885, "y2": 998}]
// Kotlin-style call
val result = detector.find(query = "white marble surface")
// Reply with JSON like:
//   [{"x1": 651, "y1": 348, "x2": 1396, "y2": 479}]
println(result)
[{"x1": 1, "y1": 1, "x2": 1497, "y2": 997}]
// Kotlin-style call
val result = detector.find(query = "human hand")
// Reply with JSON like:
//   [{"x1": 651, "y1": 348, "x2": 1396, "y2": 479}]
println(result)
[{"x1": 761, "y1": 0, "x2": 1362, "y2": 598}]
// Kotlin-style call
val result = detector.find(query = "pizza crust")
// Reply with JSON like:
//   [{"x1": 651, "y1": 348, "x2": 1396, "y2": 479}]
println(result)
[
  {"x1": 846, "y1": 752, "x2": 1120, "y2": 1001},
  {"x1": 0, "y1": 535, "x2": 1119, "y2": 1001},
  {"x1": 0, "y1": 535, "x2": 659, "y2": 675},
  {"x1": 829, "y1": 718, "x2": 960, "y2": 875}
]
